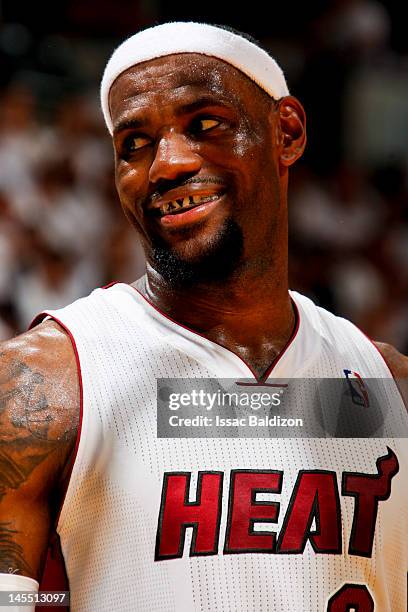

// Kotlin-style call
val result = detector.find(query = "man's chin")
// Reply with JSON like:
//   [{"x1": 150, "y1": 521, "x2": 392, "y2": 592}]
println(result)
[{"x1": 149, "y1": 218, "x2": 244, "y2": 289}]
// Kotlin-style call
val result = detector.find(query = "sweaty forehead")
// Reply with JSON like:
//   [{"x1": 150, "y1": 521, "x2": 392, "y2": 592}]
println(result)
[{"x1": 109, "y1": 53, "x2": 267, "y2": 121}]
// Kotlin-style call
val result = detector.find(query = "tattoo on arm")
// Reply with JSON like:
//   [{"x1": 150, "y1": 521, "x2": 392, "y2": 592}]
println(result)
[
  {"x1": 0, "y1": 355, "x2": 65, "y2": 502},
  {"x1": 0, "y1": 358, "x2": 54, "y2": 440},
  {"x1": 0, "y1": 448, "x2": 53, "y2": 503},
  {"x1": 0, "y1": 522, "x2": 33, "y2": 575},
  {"x1": 0, "y1": 346, "x2": 76, "y2": 578}
]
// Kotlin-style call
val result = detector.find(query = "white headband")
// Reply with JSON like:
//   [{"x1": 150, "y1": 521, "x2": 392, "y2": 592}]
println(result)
[{"x1": 100, "y1": 22, "x2": 289, "y2": 134}]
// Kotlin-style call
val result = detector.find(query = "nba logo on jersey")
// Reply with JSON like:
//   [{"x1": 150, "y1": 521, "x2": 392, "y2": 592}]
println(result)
[{"x1": 344, "y1": 369, "x2": 370, "y2": 408}]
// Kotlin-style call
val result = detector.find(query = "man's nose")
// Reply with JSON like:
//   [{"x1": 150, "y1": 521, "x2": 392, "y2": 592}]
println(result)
[{"x1": 148, "y1": 130, "x2": 202, "y2": 184}]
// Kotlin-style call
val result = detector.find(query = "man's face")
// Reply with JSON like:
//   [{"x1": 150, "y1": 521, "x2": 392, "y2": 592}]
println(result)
[{"x1": 109, "y1": 53, "x2": 283, "y2": 286}]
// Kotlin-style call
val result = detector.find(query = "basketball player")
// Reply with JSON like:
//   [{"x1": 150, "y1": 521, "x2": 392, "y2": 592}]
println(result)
[{"x1": 0, "y1": 22, "x2": 407, "y2": 611}]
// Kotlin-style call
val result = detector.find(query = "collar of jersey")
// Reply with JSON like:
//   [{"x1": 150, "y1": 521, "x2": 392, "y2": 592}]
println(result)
[{"x1": 109, "y1": 283, "x2": 321, "y2": 383}]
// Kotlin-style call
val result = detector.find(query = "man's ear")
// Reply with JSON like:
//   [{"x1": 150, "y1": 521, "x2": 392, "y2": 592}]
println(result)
[{"x1": 277, "y1": 96, "x2": 307, "y2": 167}]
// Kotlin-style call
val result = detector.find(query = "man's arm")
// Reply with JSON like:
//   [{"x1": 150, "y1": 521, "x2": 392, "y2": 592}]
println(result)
[
  {"x1": 0, "y1": 321, "x2": 79, "y2": 582},
  {"x1": 374, "y1": 341, "x2": 408, "y2": 410}
]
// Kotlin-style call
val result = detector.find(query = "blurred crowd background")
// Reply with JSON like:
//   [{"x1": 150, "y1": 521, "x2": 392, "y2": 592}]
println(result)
[{"x1": 0, "y1": 0, "x2": 407, "y2": 351}]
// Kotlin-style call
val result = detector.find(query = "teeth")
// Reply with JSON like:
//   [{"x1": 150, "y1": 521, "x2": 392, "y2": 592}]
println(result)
[
  {"x1": 164, "y1": 201, "x2": 178, "y2": 213},
  {"x1": 197, "y1": 194, "x2": 220, "y2": 203},
  {"x1": 160, "y1": 193, "x2": 221, "y2": 215}
]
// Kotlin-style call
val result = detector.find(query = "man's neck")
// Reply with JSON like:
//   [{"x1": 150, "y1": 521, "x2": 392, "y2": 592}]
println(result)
[{"x1": 133, "y1": 267, "x2": 295, "y2": 380}]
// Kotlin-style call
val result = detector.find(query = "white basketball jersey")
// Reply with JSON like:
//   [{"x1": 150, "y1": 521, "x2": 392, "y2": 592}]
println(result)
[{"x1": 38, "y1": 283, "x2": 408, "y2": 612}]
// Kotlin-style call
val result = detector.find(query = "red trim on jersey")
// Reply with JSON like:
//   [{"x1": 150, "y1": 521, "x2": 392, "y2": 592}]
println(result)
[
  {"x1": 352, "y1": 324, "x2": 395, "y2": 379},
  {"x1": 129, "y1": 284, "x2": 300, "y2": 383},
  {"x1": 370, "y1": 340, "x2": 396, "y2": 378},
  {"x1": 30, "y1": 312, "x2": 84, "y2": 527},
  {"x1": 101, "y1": 280, "x2": 121, "y2": 289},
  {"x1": 29, "y1": 312, "x2": 84, "y2": 595},
  {"x1": 37, "y1": 532, "x2": 69, "y2": 611},
  {"x1": 261, "y1": 305, "x2": 300, "y2": 380}
]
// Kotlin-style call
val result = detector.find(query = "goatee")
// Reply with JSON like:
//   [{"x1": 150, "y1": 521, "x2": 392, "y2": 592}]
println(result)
[{"x1": 150, "y1": 218, "x2": 244, "y2": 289}]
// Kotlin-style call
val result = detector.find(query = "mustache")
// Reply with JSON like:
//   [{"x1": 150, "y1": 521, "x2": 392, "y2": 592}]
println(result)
[{"x1": 147, "y1": 177, "x2": 226, "y2": 205}]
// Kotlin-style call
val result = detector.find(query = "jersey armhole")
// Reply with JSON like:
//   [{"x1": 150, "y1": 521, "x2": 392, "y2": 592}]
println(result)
[
  {"x1": 29, "y1": 312, "x2": 84, "y2": 532},
  {"x1": 354, "y1": 323, "x2": 395, "y2": 379}
]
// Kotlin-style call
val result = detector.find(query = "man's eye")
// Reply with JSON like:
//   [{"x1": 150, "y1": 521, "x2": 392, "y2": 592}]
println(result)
[
  {"x1": 197, "y1": 118, "x2": 221, "y2": 132},
  {"x1": 124, "y1": 135, "x2": 151, "y2": 152}
]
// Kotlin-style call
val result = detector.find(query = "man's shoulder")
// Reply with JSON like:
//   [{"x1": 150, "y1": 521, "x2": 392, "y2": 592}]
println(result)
[
  {"x1": 2, "y1": 319, "x2": 74, "y2": 360},
  {"x1": 373, "y1": 341, "x2": 408, "y2": 378},
  {"x1": 0, "y1": 320, "x2": 80, "y2": 481},
  {"x1": 1, "y1": 320, "x2": 79, "y2": 389},
  {"x1": 373, "y1": 341, "x2": 408, "y2": 410}
]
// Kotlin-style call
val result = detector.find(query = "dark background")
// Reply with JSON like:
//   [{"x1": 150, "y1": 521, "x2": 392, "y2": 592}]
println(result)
[{"x1": 0, "y1": 0, "x2": 407, "y2": 350}]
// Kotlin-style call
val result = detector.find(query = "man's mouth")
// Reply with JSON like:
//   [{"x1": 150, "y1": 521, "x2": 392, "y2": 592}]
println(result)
[
  {"x1": 152, "y1": 193, "x2": 223, "y2": 217},
  {"x1": 162, "y1": 193, "x2": 222, "y2": 216}
]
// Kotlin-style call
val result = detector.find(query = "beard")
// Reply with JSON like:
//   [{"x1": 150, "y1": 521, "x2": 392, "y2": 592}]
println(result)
[{"x1": 149, "y1": 217, "x2": 244, "y2": 289}]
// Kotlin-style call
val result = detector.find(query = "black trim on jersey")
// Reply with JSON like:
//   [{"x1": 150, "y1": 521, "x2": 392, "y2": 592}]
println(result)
[
  {"x1": 155, "y1": 470, "x2": 224, "y2": 561},
  {"x1": 224, "y1": 469, "x2": 283, "y2": 554},
  {"x1": 342, "y1": 446, "x2": 399, "y2": 558},
  {"x1": 276, "y1": 470, "x2": 342, "y2": 555},
  {"x1": 326, "y1": 583, "x2": 374, "y2": 611}
]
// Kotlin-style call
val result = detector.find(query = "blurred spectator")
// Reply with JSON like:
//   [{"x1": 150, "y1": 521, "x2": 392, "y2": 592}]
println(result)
[
  {"x1": 0, "y1": 85, "x2": 46, "y2": 202},
  {"x1": 14, "y1": 245, "x2": 83, "y2": 328},
  {"x1": 290, "y1": 164, "x2": 384, "y2": 249}
]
